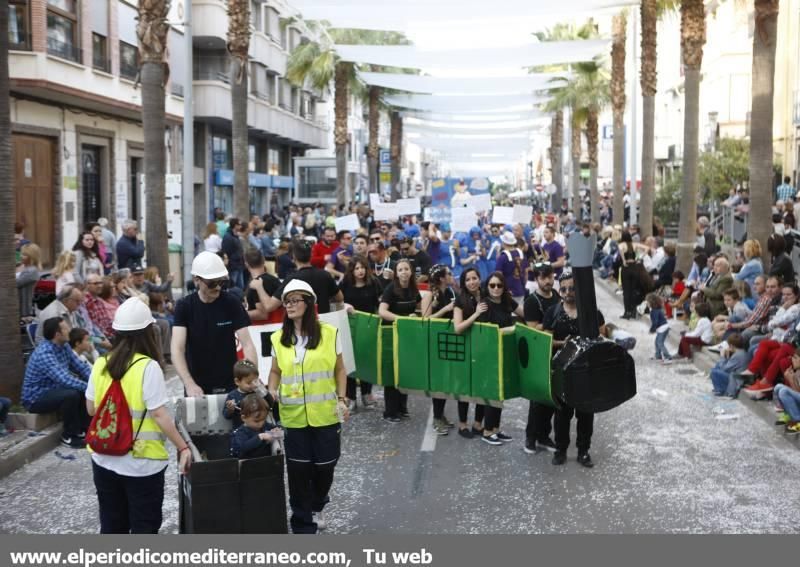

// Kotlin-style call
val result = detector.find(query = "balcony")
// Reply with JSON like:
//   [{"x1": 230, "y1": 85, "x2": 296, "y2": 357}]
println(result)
[
  {"x1": 47, "y1": 37, "x2": 81, "y2": 63},
  {"x1": 194, "y1": 82, "x2": 328, "y2": 149}
]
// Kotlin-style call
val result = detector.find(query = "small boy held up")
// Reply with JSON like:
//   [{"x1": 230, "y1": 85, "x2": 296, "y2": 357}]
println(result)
[{"x1": 224, "y1": 360, "x2": 261, "y2": 429}]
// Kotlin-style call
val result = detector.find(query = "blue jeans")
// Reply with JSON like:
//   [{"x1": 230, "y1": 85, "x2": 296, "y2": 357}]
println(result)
[
  {"x1": 710, "y1": 368, "x2": 731, "y2": 395},
  {"x1": 228, "y1": 268, "x2": 245, "y2": 292},
  {"x1": 775, "y1": 384, "x2": 800, "y2": 421},
  {"x1": 27, "y1": 388, "x2": 88, "y2": 437},
  {"x1": 655, "y1": 329, "x2": 671, "y2": 360}
]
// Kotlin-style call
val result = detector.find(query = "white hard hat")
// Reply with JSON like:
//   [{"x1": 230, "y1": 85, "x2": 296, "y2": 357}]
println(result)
[
  {"x1": 113, "y1": 298, "x2": 155, "y2": 331},
  {"x1": 281, "y1": 279, "x2": 317, "y2": 302},
  {"x1": 191, "y1": 251, "x2": 228, "y2": 279}
]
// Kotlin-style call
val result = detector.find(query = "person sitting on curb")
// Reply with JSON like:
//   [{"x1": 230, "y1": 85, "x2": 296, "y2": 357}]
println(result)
[{"x1": 21, "y1": 317, "x2": 91, "y2": 448}]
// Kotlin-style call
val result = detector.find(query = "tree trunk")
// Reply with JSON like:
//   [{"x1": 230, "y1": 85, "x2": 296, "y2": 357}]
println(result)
[
  {"x1": 141, "y1": 61, "x2": 169, "y2": 276},
  {"x1": 677, "y1": 0, "x2": 707, "y2": 274},
  {"x1": 390, "y1": 111, "x2": 402, "y2": 201},
  {"x1": 334, "y1": 62, "x2": 350, "y2": 206},
  {"x1": 611, "y1": 12, "x2": 627, "y2": 226},
  {"x1": 571, "y1": 111, "x2": 582, "y2": 219},
  {"x1": 587, "y1": 109, "x2": 600, "y2": 224},
  {"x1": 640, "y1": 0, "x2": 657, "y2": 237},
  {"x1": 367, "y1": 86, "x2": 380, "y2": 196},
  {"x1": 749, "y1": 0, "x2": 780, "y2": 269},
  {"x1": 0, "y1": 0, "x2": 24, "y2": 400},
  {"x1": 639, "y1": 95, "x2": 655, "y2": 238},
  {"x1": 231, "y1": 57, "x2": 250, "y2": 220},
  {"x1": 551, "y1": 110, "x2": 564, "y2": 211}
]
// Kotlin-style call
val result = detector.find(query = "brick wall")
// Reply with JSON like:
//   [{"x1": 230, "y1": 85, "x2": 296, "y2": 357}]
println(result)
[{"x1": 30, "y1": 0, "x2": 46, "y2": 53}]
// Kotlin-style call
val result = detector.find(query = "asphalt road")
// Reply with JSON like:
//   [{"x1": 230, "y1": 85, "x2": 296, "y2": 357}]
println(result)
[{"x1": 2, "y1": 283, "x2": 799, "y2": 534}]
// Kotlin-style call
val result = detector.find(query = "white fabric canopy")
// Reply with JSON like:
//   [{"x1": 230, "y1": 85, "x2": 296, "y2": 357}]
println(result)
[
  {"x1": 383, "y1": 93, "x2": 543, "y2": 113},
  {"x1": 357, "y1": 72, "x2": 566, "y2": 95},
  {"x1": 335, "y1": 41, "x2": 610, "y2": 70},
  {"x1": 401, "y1": 110, "x2": 542, "y2": 122},
  {"x1": 294, "y1": 1, "x2": 636, "y2": 32},
  {"x1": 406, "y1": 124, "x2": 544, "y2": 137},
  {"x1": 408, "y1": 136, "x2": 531, "y2": 152}
]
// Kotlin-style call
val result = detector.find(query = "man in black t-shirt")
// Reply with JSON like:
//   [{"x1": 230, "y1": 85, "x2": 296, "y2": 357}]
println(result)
[
  {"x1": 368, "y1": 241, "x2": 397, "y2": 291},
  {"x1": 399, "y1": 238, "x2": 432, "y2": 282},
  {"x1": 522, "y1": 264, "x2": 561, "y2": 455},
  {"x1": 264, "y1": 240, "x2": 342, "y2": 314},
  {"x1": 244, "y1": 247, "x2": 281, "y2": 321},
  {"x1": 542, "y1": 272, "x2": 605, "y2": 468},
  {"x1": 172, "y1": 252, "x2": 258, "y2": 395}
]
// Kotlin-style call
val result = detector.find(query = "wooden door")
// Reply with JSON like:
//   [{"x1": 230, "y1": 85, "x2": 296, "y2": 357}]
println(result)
[{"x1": 14, "y1": 135, "x2": 55, "y2": 266}]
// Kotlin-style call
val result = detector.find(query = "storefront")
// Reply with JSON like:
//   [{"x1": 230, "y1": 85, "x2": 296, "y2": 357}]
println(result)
[{"x1": 212, "y1": 169, "x2": 293, "y2": 216}]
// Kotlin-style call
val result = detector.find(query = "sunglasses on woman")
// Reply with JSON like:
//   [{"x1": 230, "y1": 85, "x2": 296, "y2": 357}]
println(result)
[{"x1": 488, "y1": 282, "x2": 503, "y2": 289}]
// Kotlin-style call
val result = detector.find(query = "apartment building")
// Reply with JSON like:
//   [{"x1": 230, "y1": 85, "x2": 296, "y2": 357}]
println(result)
[{"x1": 9, "y1": 0, "x2": 330, "y2": 265}]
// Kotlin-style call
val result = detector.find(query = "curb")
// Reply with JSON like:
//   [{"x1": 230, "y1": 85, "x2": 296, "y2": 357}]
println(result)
[
  {"x1": 595, "y1": 276, "x2": 799, "y2": 447},
  {"x1": 0, "y1": 423, "x2": 64, "y2": 480}
]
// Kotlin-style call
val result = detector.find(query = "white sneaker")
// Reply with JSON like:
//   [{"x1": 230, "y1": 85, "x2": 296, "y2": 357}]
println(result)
[{"x1": 313, "y1": 511, "x2": 326, "y2": 531}]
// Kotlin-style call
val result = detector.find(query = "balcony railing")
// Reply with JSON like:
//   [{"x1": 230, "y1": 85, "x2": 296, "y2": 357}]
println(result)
[
  {"x1": 120, "y1": 60, "x2": 138, "y2": 80},
  {"x1": 195, "y1": 69, "x2": 231, "y2": 84},
  {"x1": 171, "y1": 83, "x2": 185, "y2": 97},
  {"x1": 47, "y1": 37, "x2": 81, "y2": 63},
  {"x1": 253, "y1": 90, "x2": 273, "y2": 104}
]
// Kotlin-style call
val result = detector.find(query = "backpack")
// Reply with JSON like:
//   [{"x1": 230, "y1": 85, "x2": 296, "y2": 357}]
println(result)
[{"x1": 86, "y1": 357, "x2": 149, "y2": 456}]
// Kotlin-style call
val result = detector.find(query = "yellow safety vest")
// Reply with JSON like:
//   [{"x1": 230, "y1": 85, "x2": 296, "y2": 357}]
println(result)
[
  {"x1": 87, "y1": 354, "x2": 168, "y2": 460},
  {"x1": 271, "y1": 323, "x2": 339, "y2": 428}
]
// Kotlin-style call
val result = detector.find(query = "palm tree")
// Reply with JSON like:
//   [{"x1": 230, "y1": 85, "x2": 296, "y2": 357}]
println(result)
[
  {"x1": 748, "y1": 0, "x2": 780, "y2": 269},
  {"x1": 610, "y1": 11, "x2": 627, "y2": 226},
  {"x1": 137, "y1": 0, "x2": 170, "y2": 276},
  {"x1": 675, "y1": 0, "x2": 706, "y2": 274},
  {"x1": 570, "y1": 109, "x2": 585, "y2": 218},
  {"x1": 549, "y1": 110, "x2": 564, "y2": 209},
  {"x1": 640, "y1": 0, "x2": 680, "y2": 238},
  {"x1": 581, "y1": 65, "x2": 611, "y2": 224},
  {"x1": 0, "y1": 0, "x2": 24, "y2": 400},
  {"x1": 390, "y1": 110, "x2": 403, "y2": 200},
  {"x1": 367, "y1": 86, "x2": 381, "y2": 195},
  {"x1": 228, "y1": 0, "x2": 251, "y2": 220},
  {"x1": 287, "y1": 28, "x2": 365, "y2": 205}
]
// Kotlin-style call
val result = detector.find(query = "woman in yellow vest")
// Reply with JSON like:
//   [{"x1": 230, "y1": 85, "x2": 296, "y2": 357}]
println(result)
[
  {"x1": 268, "y1": 279, "x2": 349, "y2": 534},
  {"x1": 86, "y1": 298, "x2": 192, "y2": 533}
]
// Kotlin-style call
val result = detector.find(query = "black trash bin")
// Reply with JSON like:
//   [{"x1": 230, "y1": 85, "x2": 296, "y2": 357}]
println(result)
[{"x1": 175, "y1": 395, "x2": 288, "y2": 534}]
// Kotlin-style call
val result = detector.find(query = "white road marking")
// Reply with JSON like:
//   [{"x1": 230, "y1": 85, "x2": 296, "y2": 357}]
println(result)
[{"x1": 420, "y1": 406, "x2": 438, "y2": 452}]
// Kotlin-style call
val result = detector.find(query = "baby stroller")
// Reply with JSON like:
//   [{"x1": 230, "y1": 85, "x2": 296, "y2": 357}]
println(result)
[{"x1": 174, "y1": 394, "x2": 287, "y2": 534}]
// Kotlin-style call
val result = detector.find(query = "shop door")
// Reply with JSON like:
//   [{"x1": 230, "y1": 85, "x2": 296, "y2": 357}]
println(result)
[
  {"x1": 14, "y1": 135, "x2": 55, "y2": 266},
  {"x1": 82, "y1": 146, "x2": 102, "y2": 226}
]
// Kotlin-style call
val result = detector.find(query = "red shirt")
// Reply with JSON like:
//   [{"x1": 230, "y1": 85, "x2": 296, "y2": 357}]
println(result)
[
  {"x1": 310, "y1": 240, "x2": 339, "y2": 269},
  {"x1": 672, "y1": 281, "x2": 686, "y2": 298}
]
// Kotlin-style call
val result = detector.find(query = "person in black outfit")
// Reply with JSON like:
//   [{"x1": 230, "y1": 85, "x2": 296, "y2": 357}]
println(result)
[
  {"x1": 265, "y1": 240, "x2": 343, "y2": 314},
  {"x1": 768, "y1": 233, "x2": 795, "y2": 285},
  {"x1": 542, "y1": 272, "x2": 606, "y2": 468},
  {"x1": 476, "y1": 271, "x2": 524, "y2": 446},
  {"x1": 244, "y1": 247, "x2": 281, "y2": 322},
  {"x1": 378, "y1": 259, "x2": 422, "y2": 422},
  {"x1": 368, "y1": 240, "x2": 397, "y2": 291},
  {"x1": 400, "y1": 238, "x2": 433, "y2": 282},
  {"x1": 452, "y1": 267, "x2": 489, "y2": 438},
  {"x1": 522, "y1": 263, "x2": 560, "y2": 454},
  {"x1": 221, "y1": 218, "x2": 245, "y2": 291},
  {"x1": 420, "y1": 264, "x2": 457, "y2": 435},
  {"x1": 619, "y1": 231, "x2": 641, "y2": 319},
  {"x1": 340, "y1": 255, "x2": 382, "y2": 409}
]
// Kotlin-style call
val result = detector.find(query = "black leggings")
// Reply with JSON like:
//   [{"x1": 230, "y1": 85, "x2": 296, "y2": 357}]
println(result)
[
  {"x1": 621, "y1": 265, "x2": 642, "y2": 314},
  {"x1": 383, "y1": 386, "x2": 408, "y2": 418},
  {"x1": 484, "y1": 406, "x2": 502, "y2": 431},
  {"x1": 432, "y1": 398, "x2": 446, "y2": 419},
  {"x1": 345, "y1": 377, "x2": 373, "y2": 400},
  {"x1": 457, "y1": 402, "x2": 485, "y2": 425}
]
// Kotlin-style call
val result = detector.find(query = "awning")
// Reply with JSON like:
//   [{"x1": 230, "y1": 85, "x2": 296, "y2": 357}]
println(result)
[
  {"x1": 335, "y1": 40, "x2": 611, "y2": 71},
  {"x1": 357, "y1": 71, "x2": 567, "y2": 95},
  {"x1": 383, "y1": 93, "x2": 544, "y2": 113}
]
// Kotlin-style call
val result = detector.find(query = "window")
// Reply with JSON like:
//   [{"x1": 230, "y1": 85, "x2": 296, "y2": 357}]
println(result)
[
  {"x1": 268, "y1": 149, "x2": 280, "y2": 176},
  {"x1": 9, "y1": 1, "x2": 30, "y2": 50},
  {"x1": 47, "y1": 0, "x2": 79, "y2": 62},
  {"x1": 213, "y1": 136, "x2": 232, "y2": 169},
  {"x1": 297, "y1": 165, "x2": 336, "y2": 200},
  {"x1": 92, "y1": 33, "x2": 108, "y2": 72},
  {"x1": 119, "y1": 41, "x2": 138, "y2": 80},
  {"x1": 249, "y1": 145, "x2": 256, "y2": 172},
  {"x1": 266, "y1": 73, "x2": 277, "y2": 104},
  {"x1": 250, "y1": 0, "x2": 262, "y2": 32}
]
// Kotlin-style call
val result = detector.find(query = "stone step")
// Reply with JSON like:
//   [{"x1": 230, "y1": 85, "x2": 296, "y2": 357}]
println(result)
[
  {"x1": 5, "y1": 412, "x2": 59, "y2": 432},
  {"x1": 0, "y1": 423, "x2": 63, "y2": 480}
]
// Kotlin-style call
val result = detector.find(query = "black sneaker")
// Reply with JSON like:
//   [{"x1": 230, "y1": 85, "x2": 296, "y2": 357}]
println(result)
[
  {"x1": 552, "y1": 451, "x2": 567, "y2": 465},
  {"x1": 400, "y1": 411, "x2": 411, "y2": 419},
  {"x1": 471, "y1": 427, "x2": 484, "y2": 436},
  {"x1": 383, "y1": 416, "x2": 401, "y2": 423},
  {"x1": 577, "y1": 452, "x2": 594, "y2": 468},
  {"x1": 536, "y1": 437, "x2": 557, "y2": 453},
  {"x1": 60, "y1": 435, "x2": 85, "y2": 449},
  {"x1": 458, "y1": 428, "x2": 474, "y2": 439},
  {"x1": 481, "y1": 434, "x2": 503, "y2": 446},
  {"x1": 523, "y1": 438, "x2": 537, "y2": 454},
  {"x1": 495, "y1": 431, "x2": 513, "y2": 442}
]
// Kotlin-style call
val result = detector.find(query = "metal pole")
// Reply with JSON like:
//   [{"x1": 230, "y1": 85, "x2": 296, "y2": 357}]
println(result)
[
  {"x1": 629, "y1": 9, "x2": 639, "y2": 227},
  {"x1": 182, "y1": 0, "x2": 194, "y2": 290}
]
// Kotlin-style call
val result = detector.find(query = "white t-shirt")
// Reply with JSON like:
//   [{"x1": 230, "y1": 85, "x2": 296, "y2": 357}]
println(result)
[
  {"x1": 86, "y1": 360, "x2": 170, "y2": 478},
  {"x1": 204, "y1": 233, "x2": 222, "y2": 253}
]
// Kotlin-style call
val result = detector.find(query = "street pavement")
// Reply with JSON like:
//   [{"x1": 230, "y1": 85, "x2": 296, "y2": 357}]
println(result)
[{"x1": 2, "y1": 283, "x2": 799, "y2": 534}]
